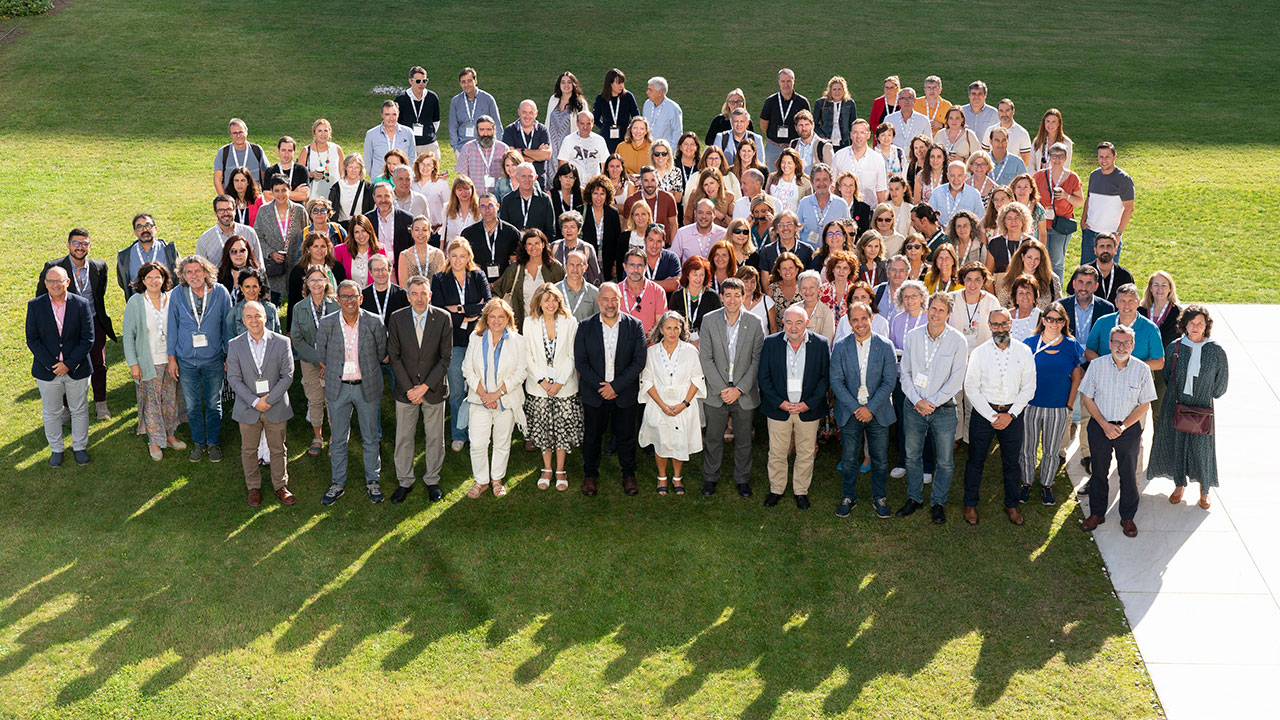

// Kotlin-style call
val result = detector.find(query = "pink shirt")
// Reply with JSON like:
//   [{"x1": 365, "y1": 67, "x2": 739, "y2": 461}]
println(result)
[
  {"x1": 621, "y1": 279, "x2": 667, "y2": 336},
  {"x1": 340, "y1": 313, "x2": 362, "y2": 381},
  {"x1": 669, "y1": 223, "x2": 726, "y2": 263},
  {"x1": 51, "y1": 296, "x2": 67, "y2": 361}
]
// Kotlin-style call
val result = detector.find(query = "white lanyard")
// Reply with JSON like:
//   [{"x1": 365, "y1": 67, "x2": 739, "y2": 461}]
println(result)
[
  {"x1": 1048, "y1": 167, "x2": 1066, "y2": 194},
  {"x1": 477, "y1": 146, "x2": 495, "y2": 175},
  {"x1": 650, "y1": 101, "x2": 664, "y2": 126},
  {"x1": 991, "y1": 155, "x2": 1009, "y2": 180},
  {"x1": 944, "y1": 129, "x2": 961, "y2": 154},
  {"x1": 787, "y1": 340, "x2": 804, "y2": 376},
  {"x1": 342, "y1": 318, "x2": 359, "y2": 360},
  {"x1": 623, "y1": 281, "x2": 645, "y2": 311},
  {"x1": 310, "y1": 299, "x2": 324, "y2": 333},
  {"x1": 905, "y1": 312, "x2": 926, "y2": 340},
  {"x1": 73, "y1": 263, "x2": 89, "y2": 293},
  {"x1": 134, "y1": 241, "x2": 159, "y2": 269},
  {"x1": 229, "y1": 145, "x2": 247, "y2": 170},
  {"x1": 519, "y1": 124, "x2": 535, "y2": 149},
  {"x1": 864, "y1": 263, "x2": 877, "y2": 287},
  {"x1": 560, "y1": 281, "x2": 586, "y2": 316},
  {"x1": 608, "y1": 96, "x2": 621, "y2": 126},
  {"x1": 725, "y1": 315, "x2": 741, "y2": 378},
  {"x1": 660, "y1": 344, "x2": 679, "y2": 377},
  {"x1": 1153, "y1": 302, "x2": 1171, "y2": 327},
  {"x1": 464, "y1": 94, "x2": 478, "y2": 122},
  {"x1": 644, "y1": 259, "x2": 658, "y2": 280},
  {"x1": 936, "y1": 187, "x2": 959, "y2": 219},
  {"x1": 249, "y1": 336, "x2": 268, "y2": 375},
  {"x1": 644, "y1": 193, "x2": 658, "y2": 218},
  {"x1": 279, "y1": 163, "x2": 294, "y2": 187},
  {"x1": 684, "y1": 291, "x2": 701, "y2": 321},
  {"x1": 924, "y1": 98, "x2": 939, "y2": 122},
  {"x1": 922, "y1": 328, "x2": 943, "y2": 368},
  {"x1": 147, "y1": 293, "x2": 169, "y2": 342},
  {"x1": 409, "y1": 92, "x2": 425, "y2": 123},
  {"x1": 543, "y1": 325, "x2": 557, "y2": 364},
  {"x1": 1034, "y1": 334, "x2": 1062, "y2": 356},
  {"x1": 372, "y1": 286, "x2": 390, "y2": 318},
  {"x1": 412, "y1": 245, "x2": 432, "y2": 277},
  {"x1": 1098, "y1": 265, "x2": 1116, "y2": 299},
  {"x1": 454, "y1": 273, "x2": 467, "y2": 306},
  {"x1": 188, "y1": 286, "x2": 208, "y2": 332},
  {"x1": 483, "y1": 226, "x2": 498, "y2": 260},
  {"x1": 276, "y1": 204, "x2": 289, "y2": 241},
  {"x1": 776, "y1": 94, "x2": 795, "y2": 124}
]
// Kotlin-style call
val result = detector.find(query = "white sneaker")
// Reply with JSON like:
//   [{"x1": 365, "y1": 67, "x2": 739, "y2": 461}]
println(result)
[
  {"x1": 923, "y1": 473, "x2": 933, "y2": 484},
  {"x1": 95, "y1": 402, "x2": 110, "y2": 420},
  {"x1": 890, "y1": 467, "x2": 906, "y2": 479},
  {"x1": 451, "y1": 440, "x2": 465, "y2": 452}
]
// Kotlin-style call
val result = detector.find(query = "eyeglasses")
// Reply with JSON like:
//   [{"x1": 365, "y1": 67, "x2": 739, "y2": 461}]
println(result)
[
  {"x1": 825, "y1": 230, "x2": 845, "y2": 238},
  {"x1": 311, "y1": 208, "x2": 330, "y2": 215},
  {"x1": 905, "y1": 244, "x2": 924, "y2": 250},
  {"x1": 229, "y1": 248, "x2": 248, "y2": 255},
  {"x1": 70, "y1": 240, "x2": 90, "y2": 248},
  {"x1": 134, "y1": 222, "x2": 156, "y2": 230},
  {"x1": 731, "y1": 228, "x2": 750, "y2": 235},
  {"x1": 652, "y1": 151, "x2": 669, "y2": 157},
  {"x1": 338, "y1": 293, "x2": 360, "y2": 301},
  {"x1": 989, "y1": 321, "x2": 1012, "y2": 329},
  {"x1": 776, "y1": 221, "x2": 796, "y2": 228},
  {"x1": 1043, "y1": 316, "x2": 1066, "y2": 324},
  {"x1": 876, "y1": 217, "x2": 893, "y2": 223}
]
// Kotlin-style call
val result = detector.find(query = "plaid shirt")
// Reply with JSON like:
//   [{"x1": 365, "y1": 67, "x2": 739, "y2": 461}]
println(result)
[{"x1": 454, "y1": 139, "x2": 510, "y2": 192}]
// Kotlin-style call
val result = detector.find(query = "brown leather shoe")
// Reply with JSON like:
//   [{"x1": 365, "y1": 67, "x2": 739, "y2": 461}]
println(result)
[
  {"x1": 622, "y1": 475, "x2": 639, "y2": 496},
  {"x1": 1121, "y1": 519, "x2": 1138, "y2": 537},
  {"x1": 1006, "y1": 507, "x2": 1024, "y2": 526},
  {"x1": 582, "y1": 476, "x2": 598, "y2": 497},
  {"x1": 247, "y1": 488, "x2": 262, "y2": 507},
  {"x1": 1169, "y1": 486, "x2": 1185, "y2": 504},
  {"x1": 963, "y1": 506, "x2": 978, "y2": 525},
  {"x1": 1081, "y1": 514, "x2": 1105, "y2": 531},
  {"x1": 275, "y1": 486, "x2": 296, "y2": 506},
  {"x1": 1198, "y1": 494, "x2": 1212, "y2": 509}
]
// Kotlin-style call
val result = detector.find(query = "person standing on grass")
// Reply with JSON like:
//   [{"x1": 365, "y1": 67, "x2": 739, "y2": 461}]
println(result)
[
  {"x1": 757, "y1": 304, "x2": 829, "y2": 510},
  {"x1": 27, "y1": 266, "x2": 94, "y2": 468},
  {"x1": 1020, "y1": 301, "x2": 1084, "y2": 508},
  {"x1": 387, "y1": 275, "x2": 453, "y2": 505},
  {"x1": 759, "y1": 68, "x2": 810, "y2": 167},
  {"x1": 226, "y1": 301, "x2": 295, "y2": 508},
  {"x1": 116, "y1": 213, "x2": 180, "y2": 300},
  {"x1": 449, "y1": 67, "x2": 502, "y2": 152},
  {"x1": 395, "y1": 65, "x2": 441, "y2": 159},
  {"x1": 638, "y1": 311, "x2": 706, "y2": 496},
  {"x1": 363, "y1": 100, "x2": 417, "y2": 181},
  {"x1": 316, "y1": 280, "x2": 387, "y2": 507},
  {"x1": 960, "y1": 308, "x2": 1037, "y2": 527},
  {"x1": 698, "y1": 278, "x2": 765, "y2": 499},
  {"x1": 167, "y1": 255, "x2": 233, "y2": 464},
  {"x1": 197, "y1": 195, "x2": 264, "y2": 269},
  {"x1": 1079, "y1": 141, "x2": 1135, "y2": 265},
  {"x1": 122, "y1": 261, "x2": 187, "y2": 462},
  {"x1": 38, "y1": 228, "x2": 118, "y2": 420},
  {"x1": 830, "y1": 300, "x2": 898, "y2": 520},
  {"x1": 1079, "y1": 324, "x2": 1156, "y2": 538},
  {"x1": 214, "y1": 118, "x2": 266, "y2": 195}
]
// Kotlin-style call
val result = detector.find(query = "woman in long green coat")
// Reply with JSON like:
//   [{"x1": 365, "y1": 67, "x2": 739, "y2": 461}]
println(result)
[{"x1": 1146, "y1": 304, "x2": 1229, "y2": 509}]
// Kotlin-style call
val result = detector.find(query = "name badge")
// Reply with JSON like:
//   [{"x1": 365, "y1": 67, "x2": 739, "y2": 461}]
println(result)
[
  {"x1": 343, "y1": 361, "x2": 358, "y2": 375},
  {"x1": 484, "y1": 176, "x2": 495, "y2": 189},
  {"x1": 609, "y1": 127, "x2": 620, "y2": 139},
  {"x1": 787, "y1": 377, "x2": 802, "y2": 394},
  {"x1": 412, "y1": 123, "x2": 424, "y2": 137},
  {"x1": 777, "y1": 127, "x2": 789, "y2": 139},
  {"x1": 914, "y1": 372, "x2": 930, "y2": 389},
  {"x1": 464, "y1": 127, "x2": 475, "y2": 138},
  {"x1": 192, "y1": 333, "x2": 208, "y2": 348},
  {"x1": 487, "y1": 264, "x2": 499, "y2": 277},
  {"x1": 255, "y1": 379, "x2": 270, "y2": 394},
  {"x1": 806, "y1": 231, "x2": 819, "y2": 246}
]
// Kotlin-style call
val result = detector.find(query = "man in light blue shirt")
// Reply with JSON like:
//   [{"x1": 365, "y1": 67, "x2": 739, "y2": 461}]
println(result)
[
  {"x1": 986, "y1": 127, "x2": 1027, "y2": 187},
  {"x1": 643, "y1": 77, "x2": 683, "y2": 147},
  {"x1": 960, "y1": 81, "x2": 1000, "y2": 144},
  {"x1": 449, "y1": 67, "x2": 502, "y2": 151},
  {"x1": 363, "y1": 100, "x2": 417, "y2": 179},
  {"x1": 795, "y1": 164, "x2": 849, "y2": 246},
  {"x1": 931, "y1": 161, "x2": 985, "y2": 226}
]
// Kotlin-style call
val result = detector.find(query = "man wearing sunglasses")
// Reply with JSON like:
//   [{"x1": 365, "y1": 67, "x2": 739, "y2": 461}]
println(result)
[
  {"x1": 395, "y1": 65, "x2": 441, "y2": 159},
  {"x1": 116, "y1": 213, "x2": 179, "y2": 300},
  {"x1": 620, "y1": 246, "x2": 668, "y2": 334},
  {"x1": 38, "y1": 228, "x2": 118, "y2": 420}
]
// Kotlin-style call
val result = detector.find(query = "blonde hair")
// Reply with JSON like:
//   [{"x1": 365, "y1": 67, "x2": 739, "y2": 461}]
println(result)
[
  {"x1": 528, "y1": 282, "x2": 569, "y2": 320},
  {"x1": 445, "y1": 236, "x2": 479, "y2": 271},
  {"x1": 1140, "y1": 270, "x2": 1180, "y2": 310},
  {"x1": 474, "y1": 297, "x2": 515, "y2": 336},
  {"x1": 996, "y1": 201, "x2": 1034, "y2": 238}
]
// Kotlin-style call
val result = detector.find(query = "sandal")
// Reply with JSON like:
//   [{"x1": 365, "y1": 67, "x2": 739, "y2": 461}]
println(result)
[
  {"x1": 554, "y1": 471, "x2": 569, "y2": 491},
  {"x1": 537, "y1": 468, "x2": 552, "y2": 490},
  {"x1": 656, "y1": 476, "x2": 668, "y2": 495},
  {"x1": 492, "y1": 482, "x2": 508, "y2": 498},
  {"x1": 467, "y1": 482, "x2": 489, "y2": 499},
  {"x1": 307, "y1": 439, "x2": 324, "y2": 458},
  {"x1": 672, "y1": 477, "x2": 685, "y2": 495}
]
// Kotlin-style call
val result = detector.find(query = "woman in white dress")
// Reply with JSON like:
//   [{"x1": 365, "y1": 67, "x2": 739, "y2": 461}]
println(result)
[
  {"x1": 463, "y1": 298, "x2": 527, "y2": 499},
  {"x1": 638, "y1": 311, "x2": 707, "y2": 495}
]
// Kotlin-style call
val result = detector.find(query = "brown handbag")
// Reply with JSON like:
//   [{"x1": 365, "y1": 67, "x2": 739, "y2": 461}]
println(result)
[{"x1": 1171, "y1": 342, "x2": 1214, "y2": 435}]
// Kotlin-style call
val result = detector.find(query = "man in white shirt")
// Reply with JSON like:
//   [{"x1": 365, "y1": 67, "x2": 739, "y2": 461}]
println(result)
[
  {"x1": 960, "y1": 81, "x2": 1000, "y2": 143},
  {"x1": 981, "y1": 99, "x2": 1033, "y2": 166},
  {"x1": 731, "y1": 169, "x2": 777, "y2": 220},
  {"x1": 885, "y1": 88, "x2": 931, "y2": 153},
  {"x1": 557, "y1": 110, "x2": 608, "y2": 180},
  {"x1": 196, "y1": 195, "x2": 264, "y2": 266},
  {"x1": 831, "y1": 118, "x2": 889, "y2": 207},
  {"x1": 670, "y1": 200, "x2": 727, "y2": 263},
  {"x1": 642, "y1": 77, "x2": 683, "y2": 147},
  {"x1": 931, "y1": 161, "x2": 985, "y2": 226},
  {"x1": 390, "y1": 165, "x2": 430, "y2": 219},
  {"x1": 363, "y1": 100, "x2": 418, "y2": 179},
  {"x1": 960, "y1": 308, "x2": 1037, "y2": 526}
]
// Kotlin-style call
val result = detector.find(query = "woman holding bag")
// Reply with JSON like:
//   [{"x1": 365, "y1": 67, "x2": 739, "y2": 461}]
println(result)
[{"x1": 1147, "y1": 305, "x2": 1229, "y2": 509}]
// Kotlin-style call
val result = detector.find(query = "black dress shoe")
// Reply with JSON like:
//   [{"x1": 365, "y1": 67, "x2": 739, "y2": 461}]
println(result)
[
  {"x1": 895, "y1": 499, "x2": 923, "y2": 517},
  {"x1": 390, "y1": 485, "x2": 412, "y2": 504},
  {"x1": 582, "y1": 477, "x2": 598, "y2": 497},
  {"x1": 795, "y1": 494, "x2": 810, "y2": 510},
  {"x1": 737, "y1": 483, "x2": 752, "y2": 498},
  {"x1": 1081, "y1": 456, "x2": 1092, "y2": 475},
  {"x1": 930, "y1": 504, "x2": 946, "y2": 524},
  {"x1": 763, "y1": 492, "x2": 781, "y2": 507},
  {"x1": 701, "y1": 481, "x2": 717, "y2": 496},
  {"x1": 427, "y1": 484, "x2": 444, "y2": 502}
]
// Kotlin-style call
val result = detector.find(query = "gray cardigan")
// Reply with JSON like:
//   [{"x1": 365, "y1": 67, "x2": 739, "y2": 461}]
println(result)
[
  {"x1": 253, "y1": 200, "x2": 308, "y2": 295},
  {"x1": 290, "y1": 296, "x2": 338, "y2": 365}
]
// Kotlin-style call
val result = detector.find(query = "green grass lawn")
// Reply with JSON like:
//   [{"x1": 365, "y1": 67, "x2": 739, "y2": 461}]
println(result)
[{"x1": 5, "y1": 0, "x2": 1276, "y2": 716}]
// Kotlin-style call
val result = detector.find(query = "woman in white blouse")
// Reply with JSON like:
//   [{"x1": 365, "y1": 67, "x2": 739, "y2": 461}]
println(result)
[
  {"x1": 933, "y1": 107, "x2": 982, "y2": 162},
  {"x1": 411, "y1": 152, "x2": 450, "y2": 233},
  {"x1": 522, "y1": 284, "x2": 582, "y2": 492},
  {"x1": 122, "y1": 262, "x2": 187, "y2": 461},
  {"x1": 638, "y1": 311, "x2": 707, "y2": 495},
  {"x1": 298, "y1": 118, "x2": 344, "y2": 200},
  {"x1": 463, "y1": 298, "x2": 527, "y2": 498},
  {"x1": 442, "y1": 175, "x2": 481, "y2": 244}
]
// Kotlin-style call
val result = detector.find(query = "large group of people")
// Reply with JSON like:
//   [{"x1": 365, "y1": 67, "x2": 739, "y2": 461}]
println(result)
[{"x1": 26, "y1": 67, "x2": 1227, "y2": 536}]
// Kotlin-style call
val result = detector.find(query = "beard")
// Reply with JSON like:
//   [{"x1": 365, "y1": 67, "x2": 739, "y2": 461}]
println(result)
[
  {"x1": 478, "y1": 135, "x2": 494, "y2": 148},
  {"x1": 992, "y1": 330, "x2": 1011, "y2": 345},
  {"x1": 1097, "y1": 251, "x2": 1114, "y2": 263}
]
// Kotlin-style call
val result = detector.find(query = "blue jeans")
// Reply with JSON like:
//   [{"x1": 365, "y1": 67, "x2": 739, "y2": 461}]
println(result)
[
  {"x1": 329, "y1": 381, "x2": 381, "y2": 487},
  {"x1": 903, "y1": 403, "x2": 957, "y2": 505},
  {"x1": 1079, "y1": 227, "x2": 1123, "y2": 266},
  {"x1": 840, "y1": 415, "x2": 890, "y2": 502},
  {"x1": 1045, "y1": 228, "x2": 1071, "y2": 284},
  {"x1": 893, "y1": 381, "x2": 935, "y2": 472},
  {"x1": 178, "y1": 357, "x2": 224, "y2": 446},
  {"x1": 447, "y1": 345, "x2": 469, "y2": 442}
]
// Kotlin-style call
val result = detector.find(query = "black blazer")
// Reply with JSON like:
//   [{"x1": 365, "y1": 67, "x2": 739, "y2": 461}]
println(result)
[
  {"x1": 363, "y1": 207, "x2": 416, "y2": 259},
  {"x1": 574, "y1": 313, "x2": 647, "y2": 408},
  {"x1": 37, "y1": 256, "x2": 117, "y2": 340},
  {"x1": 667, "y1": 288, "x2": 722, "y2": 334},
  {"x1": 460, "y1": 220, "x2": 521, "y2": 282},
  {"x1": 758, "y1": 331, "x2": 830, "y2": 422},
  {"x1": 26, "y1": 293, "x2": 95, "y2": 381},
  {"x1": 1060, "y1": 294, "x2": 1115, "y2": 341},
  {"x1": 578, "y1": 204, "x2": 624, "y2": 281},
  {"x1": 330, "y1": 180, "x2": 374, "y2": 232},
  {"x1": 1139, "y1": 302, "x2": 1181, "y2": 348},
  {"x1": 499, "y1": 189, "x2": 557, "y2": 241},
  {"x1": 362, "y1": 283, "x2": 410, "y2": 327},
  {"x1": 386, "y1": 304, "x2": 453, "y2": 404},
  {"x1": 431, "y1": 268, "x2": 491, "y2": 347}
]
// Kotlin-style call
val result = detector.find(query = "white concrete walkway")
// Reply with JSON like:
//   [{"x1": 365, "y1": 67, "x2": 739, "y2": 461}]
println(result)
[{"x1": 1069, "y1": 304, "x2": 1279, "y2": 720}]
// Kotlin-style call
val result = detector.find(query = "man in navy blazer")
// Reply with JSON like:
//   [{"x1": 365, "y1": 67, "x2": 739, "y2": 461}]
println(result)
[
  {"x1": 830, "y1": 301, "x2": 898, "y2": 518},
  {"x1": 574, "y1": 282, "x2": 647, "y2": 497},
  {"x1": 26, "y1": 266, "x2": 95, "y2": 467},
  {"x1": 364, "y1": 183, "x2": 416, "y2": 259},
  {"x1": 757, "y1": 304, "x2": 829, "y2": 509},
  {"x1": 1058, "y1": 264, "x2": 1114, "y2": 475}
]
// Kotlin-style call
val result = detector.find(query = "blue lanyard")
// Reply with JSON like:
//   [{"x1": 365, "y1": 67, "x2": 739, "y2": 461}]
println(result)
[{"x1": 482, "y1": 329, "x2": 508, "y2": 394}]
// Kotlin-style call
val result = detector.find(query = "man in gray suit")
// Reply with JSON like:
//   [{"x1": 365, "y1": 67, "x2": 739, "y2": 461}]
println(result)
[
  {"x1": 698, "y1": 277, "x2": 766, "y2": 498},
  {"x1": 830, "y1": 301, "x2": 898, "y2": 519},
  {"x1": 317, "y1": 280, "x2": 388, "y2": 506},
  {"x1": 387, "y1": 275, "x2": 453, "y2": 504},
  {"x1": 226, "y1": 301, "x2": 295, "y2": 507}
]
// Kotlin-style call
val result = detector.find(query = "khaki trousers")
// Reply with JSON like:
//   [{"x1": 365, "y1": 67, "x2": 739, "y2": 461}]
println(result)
[
  {"x1": 766, "y1": 415, "x2": 820, "y2": 495},
  {"x1": 299, "y1": 361, "x2": 326, "y2": 428},
  {"x1": 240, "y1": 418, "x2": 288, "y2": 490}
]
